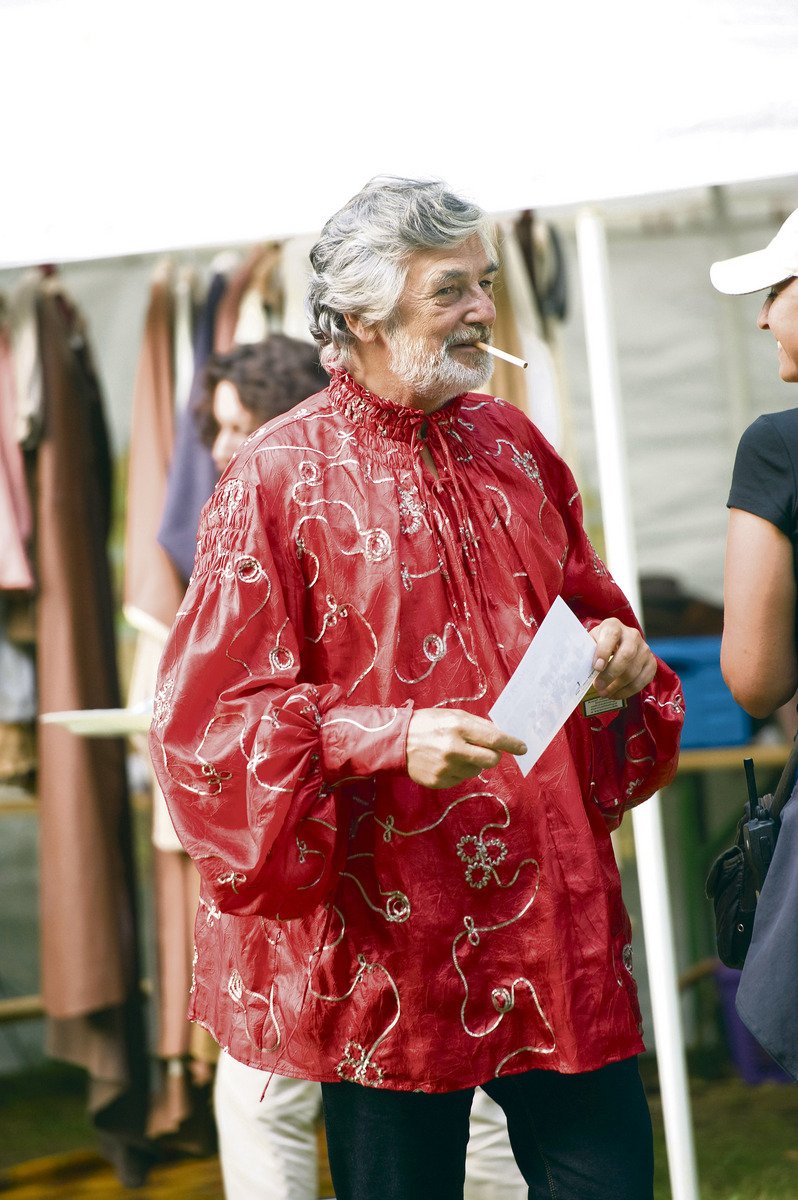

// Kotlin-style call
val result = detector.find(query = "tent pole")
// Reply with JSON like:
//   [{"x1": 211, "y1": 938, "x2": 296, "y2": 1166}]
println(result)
[
  {"x1": 575, "y1": 208, "x2": 700, "y2": 1200},
  {"x1": 709, "y1": 184, "x2": 754, "y2": 451}
]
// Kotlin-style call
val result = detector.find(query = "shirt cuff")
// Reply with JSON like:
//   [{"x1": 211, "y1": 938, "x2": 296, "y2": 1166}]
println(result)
[{"x1": 319, "y1": 700, "x2": 414, "y2": 781}]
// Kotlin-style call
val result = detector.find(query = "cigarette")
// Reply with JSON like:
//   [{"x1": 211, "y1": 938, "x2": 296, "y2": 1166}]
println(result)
[{"x1": 474, "y1": 341, "x2": 528, "y2": 370}]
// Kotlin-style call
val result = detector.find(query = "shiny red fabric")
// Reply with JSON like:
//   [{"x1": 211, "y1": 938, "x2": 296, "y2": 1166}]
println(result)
[{"x1": 150, "y1": 371, "x2": 683, "y2": 1092}]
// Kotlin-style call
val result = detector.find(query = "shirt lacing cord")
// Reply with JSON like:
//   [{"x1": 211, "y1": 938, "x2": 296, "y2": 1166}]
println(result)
[
  {"x1": 409, "y1": 414, "x2": 493, "y2": 660},
  {"x1": 330, "y1": 369, "x2": 495, "y2": 666}
]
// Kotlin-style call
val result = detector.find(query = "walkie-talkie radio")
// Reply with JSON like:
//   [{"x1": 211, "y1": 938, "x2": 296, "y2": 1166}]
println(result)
[
  {"x1": 741, "y1": 757, "x2": 779, "y2": 895},
  {"x1": 706, "y1": 743, "x2": 798, "y2": 968}
]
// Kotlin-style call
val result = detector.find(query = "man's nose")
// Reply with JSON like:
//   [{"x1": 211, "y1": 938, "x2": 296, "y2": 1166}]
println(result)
[
  {"x1": 465, "y1": 287, "x2": 496, "y2": 326},
  {"x1": 757, "y1": 298, "x2": 771, "y2": 330}
]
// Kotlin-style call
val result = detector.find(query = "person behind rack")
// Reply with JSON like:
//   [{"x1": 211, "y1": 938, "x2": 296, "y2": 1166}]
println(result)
[
  {"x1": 711, "y1": 207, "x2": 798, "y2": 1080},
  {"x1": 197, "y1": 334, "x2": 529, "y2": 1200},
  {"x1": 150, "y1": 177, "x2": 683, "y2": 1200},
  {"x1": 195, "y1": 336, "x2": 328, "y2": 1200}
]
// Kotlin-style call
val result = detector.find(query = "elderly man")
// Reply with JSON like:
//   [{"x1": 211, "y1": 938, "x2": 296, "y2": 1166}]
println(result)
[{"x1": 150, "y1": 177, "x2": 683, "y2": 1200}]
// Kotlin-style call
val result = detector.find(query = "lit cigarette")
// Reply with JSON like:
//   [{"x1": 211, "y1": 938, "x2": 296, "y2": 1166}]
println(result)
[{"x1": 474, "y1": 341, "x2": 528, "y2": 370}]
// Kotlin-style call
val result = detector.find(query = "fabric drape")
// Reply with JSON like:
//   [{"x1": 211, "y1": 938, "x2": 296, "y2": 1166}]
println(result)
[
  {"x1": 213, "y1": 243, "x2": 283, "y2": 354},
  {"x1": 0, "y1": 324, "x2": 34, "y2": 590},
  {"x1": 495, "y1": 222, "x2": 566, "y2": 456},
  {"x1": 35, "y1": 283, "x2": 148, "y2": 1163},
  {"x1": 123, "y1": 267, "x2": 185, "y2": 632},
  {"x1": 124, "y1": 265, "x2": 219, "y2": 1142},
  {"x1": 486, "y1": 250, "x2": 530, "y2": 418},
  {"x1": 157, "y1": 273, "x2": 225, "y2": 583},
  {"x1": 8, "y1": 271, "x2": 44, "y2": 448}
]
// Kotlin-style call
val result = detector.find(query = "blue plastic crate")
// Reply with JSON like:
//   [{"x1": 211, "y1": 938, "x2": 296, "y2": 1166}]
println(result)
[{"x1": 648, "y1": 635, "x2": 753, "y2": 749}]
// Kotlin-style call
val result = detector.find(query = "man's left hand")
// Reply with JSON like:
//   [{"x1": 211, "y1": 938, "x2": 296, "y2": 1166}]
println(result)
[{"x1": 590, "y1": 619, "x2": 656, "y2": 701}]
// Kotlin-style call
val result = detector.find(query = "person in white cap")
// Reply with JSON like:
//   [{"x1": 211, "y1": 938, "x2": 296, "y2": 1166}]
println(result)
[
  {"x1": 710, "y1": 209, "x2": 798, "y2": 1084},
  {"x1": 710, "y1": 210, "x2": 798, "y2": 717}
]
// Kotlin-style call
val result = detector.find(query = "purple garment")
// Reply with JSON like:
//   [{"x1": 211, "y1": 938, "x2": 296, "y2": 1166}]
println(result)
[{"x1": 157, "y1": 273, "x2": 225, "y2": 583}]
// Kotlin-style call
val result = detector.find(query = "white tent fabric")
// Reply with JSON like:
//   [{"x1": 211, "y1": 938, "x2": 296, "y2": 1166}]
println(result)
[
  {"x1": 560, "y1": 189, "x2": 798, "y2": 607},
  {"x1": 1, "y1": 0, "x2": 798, "y2": 266},
  {"x1": 577, "y1": 210, "x2": 697, "y2": 1200},
  {"x1": 4, "y1": 3, "x2": 798, "y2": 1197}
]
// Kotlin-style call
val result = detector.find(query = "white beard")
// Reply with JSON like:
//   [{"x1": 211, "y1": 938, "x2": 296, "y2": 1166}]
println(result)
[{"x1": 386, "y1": 326, "x2": 492, "y2": 404}]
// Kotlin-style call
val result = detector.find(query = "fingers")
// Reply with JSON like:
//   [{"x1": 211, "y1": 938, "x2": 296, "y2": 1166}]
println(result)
[
  {"x1": 590, "y1": 618, "x2": 623, "y2": 673},
  {"x1": 591, "y1": 619, "x2": 656, "y2": 699},
  {"x1": 458, "y1": 712, "x2": 527, "y2": 757},
  {"x1": 432, "y1": 745, "x2": 504, "y2": 789},
  {"x1": 406, "y1": 709, "x2": 526, "y2": 790}
]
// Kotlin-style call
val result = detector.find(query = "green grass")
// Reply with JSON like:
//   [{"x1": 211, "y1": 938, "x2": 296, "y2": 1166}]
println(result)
[
  {"x1": 3, "y1": 1059, "x2": 798, "y2": 1196},
  {"x1": 0, "y1": 1061, "x2": 94, "y2": 1170},
  {"x1": 650, "y1": 1076, "x2": 798, "y2": 1199}
]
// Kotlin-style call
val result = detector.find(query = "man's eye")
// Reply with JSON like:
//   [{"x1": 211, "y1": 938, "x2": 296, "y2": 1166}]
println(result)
[
  {"x1": 480, "y1": 279, "x2": 495, "y2": 291},
  {"x1": 436, "y1": 286, "x2": 456, "y2": 297}
]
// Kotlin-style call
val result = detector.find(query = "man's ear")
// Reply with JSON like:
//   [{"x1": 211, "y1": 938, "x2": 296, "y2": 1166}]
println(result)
[{"x1": 343, "y1": 313, "x2": 379, "y2": 344}]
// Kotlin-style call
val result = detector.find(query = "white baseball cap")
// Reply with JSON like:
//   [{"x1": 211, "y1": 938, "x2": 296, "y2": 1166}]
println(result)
[{"x1": 710, "y1": 208, "x2": 798, "y2": 295}]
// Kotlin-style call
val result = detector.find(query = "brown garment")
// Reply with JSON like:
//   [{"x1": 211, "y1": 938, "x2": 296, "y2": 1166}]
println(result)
[
  {"x1": 0, "y1": 721, "x2": 36, "y2": 781},
  {"x1": 124, "y1": 273, "x2": 217, "y2": 1140},
  {"x1": 35, "y1": 284, "x2": 148, "y2": 1151},
  {"x1": 515, "y1": 210, "x2": 548, "y2": 333},
  {"x1": 489, "y1": 267, "x2": 531, "y2": 417},
  {"x1": 146, "y1": 849, "x2": 216, "y2": 1141},
  {"x1": 0, "y1": 325, "x2": 34, "y2": 589},
  {"x1": 152, "y1": 848, "x2": 200, "y2": 1059},
  {"x1": 124, "y1": 271, "x2": 185, "y2": 629},
  {"x1": 213, "y1": 243, "x2": 283, "y2": 353}
]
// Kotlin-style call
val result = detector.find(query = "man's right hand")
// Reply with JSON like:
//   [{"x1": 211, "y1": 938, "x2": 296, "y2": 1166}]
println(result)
[{"x1": 406, "y1": 709, "x2": 526, "y2": 789}]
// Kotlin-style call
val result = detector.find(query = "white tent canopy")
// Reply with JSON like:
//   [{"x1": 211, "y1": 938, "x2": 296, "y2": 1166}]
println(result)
[
  {"x1": 2, "y1": 0, "x2": 798, "y2": 266},
  {"x1": 5, "y1": 4, "x2": 798, "y2": 1199}
]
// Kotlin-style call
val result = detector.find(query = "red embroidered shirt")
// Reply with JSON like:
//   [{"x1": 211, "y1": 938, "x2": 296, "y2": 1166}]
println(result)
[{"x1": 150, "y1": 372, "x2": 683, "y2": 1091}]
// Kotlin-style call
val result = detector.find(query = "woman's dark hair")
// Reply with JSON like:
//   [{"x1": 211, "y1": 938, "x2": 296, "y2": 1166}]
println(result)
[{"x1": 197, "y1": 335, "x2": 329, "y2": 448}]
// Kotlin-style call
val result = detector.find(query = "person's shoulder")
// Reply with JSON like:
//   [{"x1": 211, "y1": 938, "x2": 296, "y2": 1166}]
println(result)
[
  {"x1": 224, "y1": 388, "x2": 335, "y2": 478},
  {"x1": 461, "y1": 391, "x2": 535, "y2": 437},
  {"x1": 756, "y1": 406, "x2": 798, "y2": 441},
  {"x1": 730, "y1": 407, "x2": 798, "y2": 526},
  {"x1": 738, "y1": 407, "x2": 798, "y2": 463},
  {"x1": 251, "y1": 387, "x2": 333, "y2": 447},
  {"x1": 461, "y1": 390, "x2": 523, "y2": 419},
  {"x1": 463, "y1": 391, "x2": 561, "y2": 457}
]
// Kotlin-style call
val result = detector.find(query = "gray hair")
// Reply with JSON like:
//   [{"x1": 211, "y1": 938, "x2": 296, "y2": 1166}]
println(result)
[{"x1": 305, "y1": 176, "x2": 496, "y2": 372}]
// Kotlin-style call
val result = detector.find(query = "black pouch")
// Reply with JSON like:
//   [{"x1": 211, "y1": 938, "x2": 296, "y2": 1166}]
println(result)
[
  {"x1": 705, "y1": 836, "x2": 757, "y2": 969},
  {"x1": 705, "y1": 741, "x2": 798, "y2": 970}
]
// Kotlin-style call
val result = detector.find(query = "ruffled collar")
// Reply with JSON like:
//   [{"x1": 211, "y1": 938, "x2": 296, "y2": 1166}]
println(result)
[{"x1": 327, "y1": 370, "x2": 465, "y2": 442}]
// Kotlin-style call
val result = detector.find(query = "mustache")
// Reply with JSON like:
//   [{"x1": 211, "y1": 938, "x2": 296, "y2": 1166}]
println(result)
[{"x1": 445, "y1": 328, "x2": 492, "y2": 349}]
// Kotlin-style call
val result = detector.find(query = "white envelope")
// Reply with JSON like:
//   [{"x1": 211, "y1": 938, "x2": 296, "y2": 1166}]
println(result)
[{"x1": 489, "y1": 596, "x2": 598, "y2": 775}]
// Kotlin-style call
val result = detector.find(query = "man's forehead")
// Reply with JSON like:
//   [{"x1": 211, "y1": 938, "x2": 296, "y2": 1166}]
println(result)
[{"x1": 406, "y1": 239, "x2": 499, "y2": 289}]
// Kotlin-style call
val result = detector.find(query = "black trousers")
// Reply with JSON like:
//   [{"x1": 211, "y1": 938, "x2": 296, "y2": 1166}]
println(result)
[{"x1": 321, "y1": 1056, "x2": 653, "y2": 1200}]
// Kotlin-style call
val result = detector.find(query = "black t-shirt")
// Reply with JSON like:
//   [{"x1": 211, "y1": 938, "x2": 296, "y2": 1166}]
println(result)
[{"x1": 728, "y1": 407, "x2": 798, "y2": 590}]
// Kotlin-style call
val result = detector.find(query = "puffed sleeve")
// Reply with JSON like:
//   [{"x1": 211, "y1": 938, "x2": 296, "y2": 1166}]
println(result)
[
  {"x1": 149, "y1": 476, "x2": 413, "y2": 920},
  {"x1": 543, "y1": 445, "x2": 684, "y2": 827}
]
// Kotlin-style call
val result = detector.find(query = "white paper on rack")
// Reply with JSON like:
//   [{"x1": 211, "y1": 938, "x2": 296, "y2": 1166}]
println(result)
[
  {"x1": 489, "y1": 596, "x2": 598, "y2": 775},
  {"x1": 39, "y1": 702, "x2": 153, "y2": 736}
]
